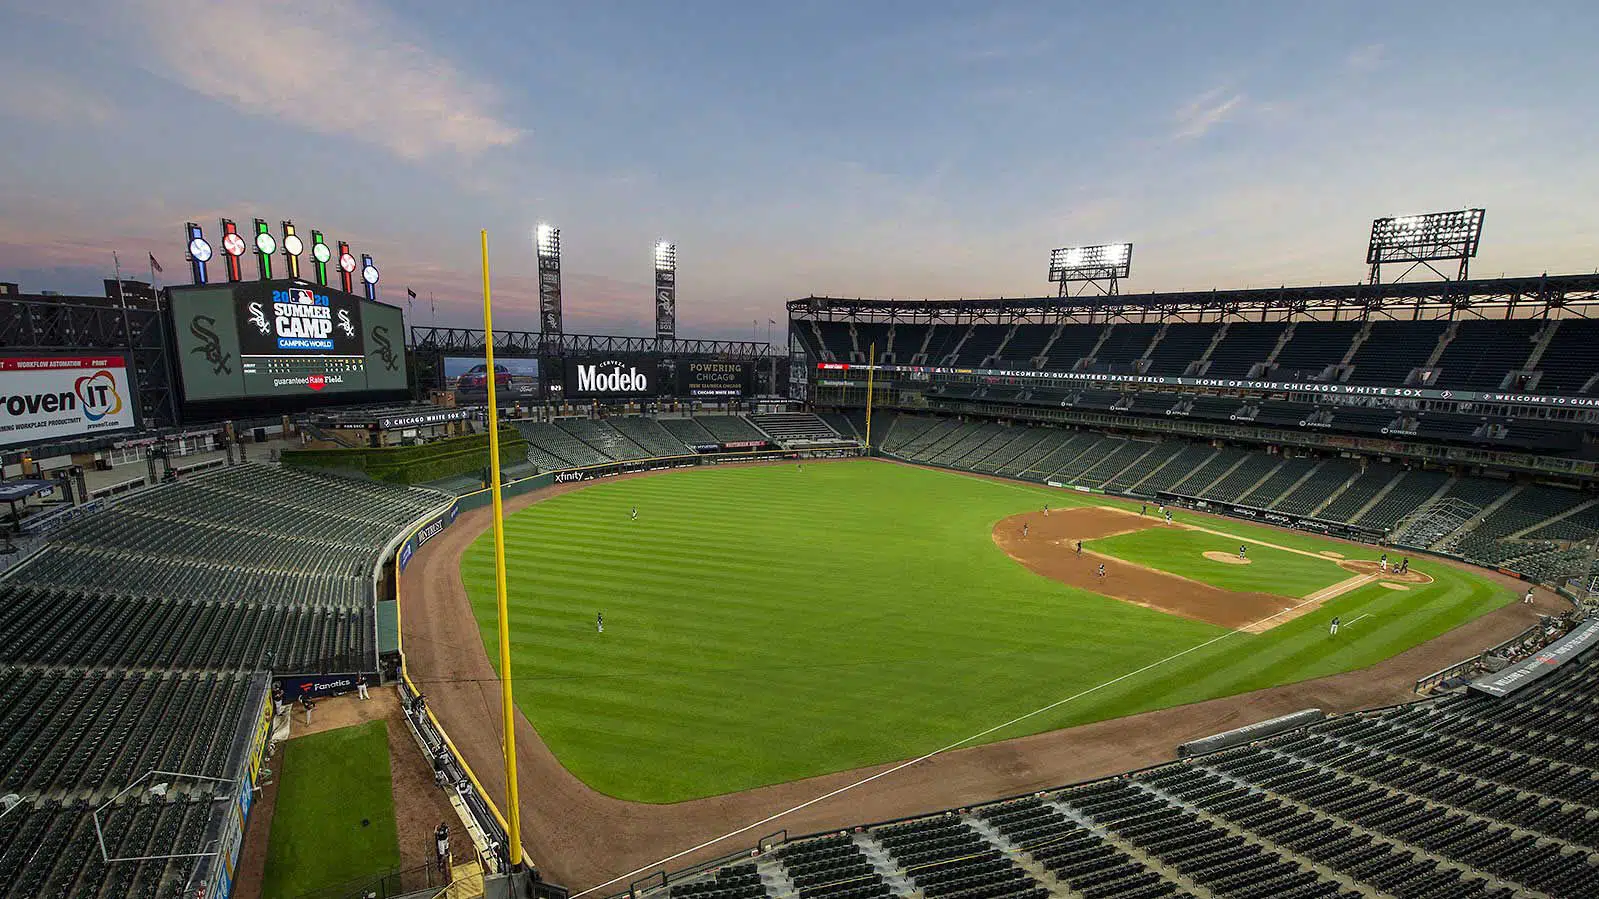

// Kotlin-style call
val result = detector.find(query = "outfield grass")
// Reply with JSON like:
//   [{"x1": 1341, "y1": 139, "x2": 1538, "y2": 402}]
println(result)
[
  {"x1": 1086, "y1": 527, "x2": 1354, "y2": 596},
  {"x1": 261, "y1": 721, "x2": 400, "y2": 899},
  {"x1": 462, "y1": 459, "x2": 1513, "y2": 803}
]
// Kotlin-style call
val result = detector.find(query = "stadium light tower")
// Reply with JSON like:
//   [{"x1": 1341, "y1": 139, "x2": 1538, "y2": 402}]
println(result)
[
  {"x1": 535, "y1": 223, "x2": 563, "y2": 339},
  {"x1": 1049, "y1": 242, "x2": 1133, "y2": 296},
  {"x1": 1367, "y1": 208, "x2": 1485, "y2": 284},
  {"x1": 654, "y1": 239, "x2": 677, "y2": 341}
]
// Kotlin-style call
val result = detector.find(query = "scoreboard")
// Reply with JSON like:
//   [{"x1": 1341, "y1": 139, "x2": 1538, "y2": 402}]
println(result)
[{"x1": 169, "y1": 280, "x2": 409, "y2": 417}]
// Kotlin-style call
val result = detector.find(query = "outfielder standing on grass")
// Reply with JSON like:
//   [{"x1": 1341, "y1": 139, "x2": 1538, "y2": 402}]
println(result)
[
  {"x1": 597, "y1": 611, "x2": 604, "y2": 633},
  {"x1": 1329, "y1": 616, "x2": 1340, "y2": 636},
  {"x1": 630, "y1": 506, "x2": 638, "y2": 521}
]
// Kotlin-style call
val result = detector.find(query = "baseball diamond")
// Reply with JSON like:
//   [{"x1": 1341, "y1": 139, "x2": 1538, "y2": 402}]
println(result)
[{"x1": 453, "y1": 459, "x2": 1512, "y2": 803}]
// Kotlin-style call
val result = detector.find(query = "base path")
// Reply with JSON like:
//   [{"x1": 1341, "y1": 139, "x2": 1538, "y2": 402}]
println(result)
[
  {"x1": 401, "y1": 460, "x2": 1563, "y2": 892},
  {"x1": 994, "y1": 507, "x2": 1299, "y2": 630}
]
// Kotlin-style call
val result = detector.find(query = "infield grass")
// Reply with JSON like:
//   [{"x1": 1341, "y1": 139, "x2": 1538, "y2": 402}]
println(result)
[
  {"x1": 462, "y1": 458, "x2": 1513, "y2": 803},
  {"x1": 260, "y1": 721, "x2": 400, "y2": 899},
  {"x1": 1086, "y1": 527, "x2": 1354, "y2": 596}
]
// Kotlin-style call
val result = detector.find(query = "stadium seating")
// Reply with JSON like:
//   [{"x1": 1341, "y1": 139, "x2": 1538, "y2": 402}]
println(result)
[
  {"x1": 1432, "y1": 320, "x2": 1543, "y2": 390},
  {"x1": 661, "y1": 638, "x2": 1599, "y2": 899},
  {"x1": 610, "y1": 417, "x2": 697, "y2": 457},
  {"x1": 750, "y1": 413, "x2": 847, "y2": 445},
  {"x1": 1352, "y1": 468, "x2": 1450, "y2": 531},
  {"x1": 1345, "y1": 321, "x2": 1446, "y2": 385},
  {"x1": 513, "y1": 421, "x2": 613, "y2": 468},
  {"x1": 1315, "y1": 463, "x2": 1401, "y2": 523},
  {"x1": 697, "y1": 415, "x2": 769, "y2": 443},
  {"x1": 1269, "y1": 321, "x2": 1362, "y2": 382},
  {"x1": 557, "y1": 418, "x2": 652, "y2": 461},
  {"x1": 1144, "y1": 322, "x2": 1219, "y2": 375},
  {"x1": 1535, "y1": 318, "x2": 1599, "y2": 394},
  {"x1": 1203, "y1": 322, "x2": 1287, "y2": 379}
]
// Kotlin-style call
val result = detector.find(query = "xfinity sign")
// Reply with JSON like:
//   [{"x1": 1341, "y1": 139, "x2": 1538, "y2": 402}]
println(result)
[{"x1": 564, "y1": 356, "x2": 660, "y2": 398}]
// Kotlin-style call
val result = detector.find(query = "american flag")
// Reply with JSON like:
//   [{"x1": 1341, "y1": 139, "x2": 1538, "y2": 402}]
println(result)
[{"x1": 148, "y1": 253, "x2": 163, "y2": 274}]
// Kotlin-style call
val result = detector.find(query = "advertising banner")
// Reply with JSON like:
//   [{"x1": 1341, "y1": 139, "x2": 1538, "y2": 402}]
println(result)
[
  {"x1": 1470, "y1": 617, "x2": 1599, "y2": 697},
  {"x1": 445, "y1": 356, "x2": 539, "y2": 403},
  {"x1": 680, "y1": 360, "x2": 751, "y2": 398},
  {"x1": 278, "y1": 672, "x2": 363, "y2": 701},
  {"x1": 399, "y1": 501, "x2": 461, "y2": 571},
  {"x1": 0, "y1": 355, "x2": 138, "y2": 448},
  {"x1": 563, "y1": 357, "x2": 661, "y2": 398},
  {"x1": 817, "y1": 361, "x2": 1599, "y2": 408},
  {"x1": 654, "y1": 268, "x2": 676, "y2": 339}
]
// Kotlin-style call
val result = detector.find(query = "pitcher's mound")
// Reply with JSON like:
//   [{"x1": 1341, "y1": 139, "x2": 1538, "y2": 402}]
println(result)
[{"x1": 1204, "y1": 551, "x2": 1252, "y2": 565}]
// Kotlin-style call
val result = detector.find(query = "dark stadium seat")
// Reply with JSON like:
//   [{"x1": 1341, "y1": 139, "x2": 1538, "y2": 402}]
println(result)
[
  {"x1": 1204, "y1": 322, "x2": 1287, "y2": 379},
  {"x1": 1346, "y1": 321, "x2": 1447, "y2": 385}
]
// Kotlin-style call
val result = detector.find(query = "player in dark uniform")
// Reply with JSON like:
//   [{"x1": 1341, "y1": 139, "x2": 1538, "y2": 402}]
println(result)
[
  {"x1": 1096, "y1": 564, "x2": 1106, "y2": 579},
  {"x1": 597, "y1": 612, "x2": 604, "y2": 633},
  {"x1": 1329, "y1": 616, "x2": 1340, "y2": 636},
  {"x1": 1075, "y1": 540, "x2": 1083, "y2": 556}
]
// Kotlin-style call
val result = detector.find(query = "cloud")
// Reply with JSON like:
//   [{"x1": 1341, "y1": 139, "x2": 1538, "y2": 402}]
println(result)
[
  {"x1": 1344, "y1": 43, "x2": 1385, "y2": 73},
  {"x1": 115, "y1": 0, "x2": 520, "y2": 160},
  {"x1": 1173, "y1": 88, "x2": 1245, "y2": 140},
  {"x1": 0, "y1": 62, "x2": 116, "y2": 126}
]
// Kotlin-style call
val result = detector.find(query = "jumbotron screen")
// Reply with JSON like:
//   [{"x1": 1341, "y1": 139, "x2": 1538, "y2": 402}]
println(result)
[{"x1": 169, "y1": 281, "x2": 408, "y2": 413}]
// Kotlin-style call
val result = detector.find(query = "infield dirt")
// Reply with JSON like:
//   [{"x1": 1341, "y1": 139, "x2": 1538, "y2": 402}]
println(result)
[{"x1": 400, "y1": 461, "x2": 1562, "y2": 891}]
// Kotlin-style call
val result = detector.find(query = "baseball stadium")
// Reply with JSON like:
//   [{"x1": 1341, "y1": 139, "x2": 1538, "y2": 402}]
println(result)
[{"x1": 2, "y1": 195, "x2": 1598, "y2": 899}]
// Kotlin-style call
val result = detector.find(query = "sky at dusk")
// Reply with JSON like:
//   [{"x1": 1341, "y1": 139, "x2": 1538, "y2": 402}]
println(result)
[{"x1": 1, "y1": 0, "x2": 1596, "y2": 340}]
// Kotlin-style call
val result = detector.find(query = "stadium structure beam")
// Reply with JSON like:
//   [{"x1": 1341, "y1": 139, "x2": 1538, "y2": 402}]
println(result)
[{"x1": 407, "y1": 326, "x2": 773, "y2": 359}]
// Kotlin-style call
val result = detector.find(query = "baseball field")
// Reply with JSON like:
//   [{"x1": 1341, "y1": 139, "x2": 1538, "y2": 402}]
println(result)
[{"x1": 459, "y1": 458, "x2": 1513, "y2": 804}]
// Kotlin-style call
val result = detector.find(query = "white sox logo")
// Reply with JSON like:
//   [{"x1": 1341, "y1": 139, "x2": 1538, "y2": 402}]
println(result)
[
  {"x1": 337, "y1": 309, "x2": 356, "y2": 338},
  {"x1": 247, "y1": 302, "x2": 270, "y2": 335}
]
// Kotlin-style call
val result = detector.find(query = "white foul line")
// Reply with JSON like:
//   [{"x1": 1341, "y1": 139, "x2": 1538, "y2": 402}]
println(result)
[
  {"x1": 571, "y1": 587, "x2": 1343, "y2": 897},
  {"x1": 1344, "y1": 613, "x2": 1371, "y2": 627}
]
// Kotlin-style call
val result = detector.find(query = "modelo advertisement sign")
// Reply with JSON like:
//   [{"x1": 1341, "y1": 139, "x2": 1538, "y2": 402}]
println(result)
[
  {"x1": 679, "y1": 360, "x2": 751, "y2": 398},
  {"x1": 0, "y1": 355, "x2": 138, "y2": 449},
  {"x1": 563, "y1": 357, "x2": 661, "y2": 398}
]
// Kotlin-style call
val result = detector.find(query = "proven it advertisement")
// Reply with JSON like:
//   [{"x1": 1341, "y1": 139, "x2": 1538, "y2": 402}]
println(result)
[{"x1": 0, "y1": 355, "x2": 137, "y2": 448}]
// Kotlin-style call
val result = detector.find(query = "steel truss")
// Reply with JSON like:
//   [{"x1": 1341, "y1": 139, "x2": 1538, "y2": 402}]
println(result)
[
  {"x1": 408, "y1": 326, "x2": 773, "y2": 359},
  {"x1": 0, "y1": 297, "x2": 178, "y2": 427},
  {"x1": 787, "y1": 272, "x2": 1599, "y2": 326}
]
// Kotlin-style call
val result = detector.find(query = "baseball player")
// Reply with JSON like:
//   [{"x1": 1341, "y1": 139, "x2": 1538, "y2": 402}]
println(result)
[
  {"x1": 630, "y1": 507, "x2": 638, "y2": 521},
  {"x1": 1075, "y1": 540, "x2": 1083, "y2": 556},
  {"x1": 1140, "y1": 504, "x2": 1147, "y2": 516},
  {"x1": 356, "y1": 672, "x2": 369, "y2": 700},
  {"x1": 1524, "y1": 588, "x2": 1535, "y2": 605},
  {"x1": 1164, "y1": 509, "x2": 1172, "y2": 523},
  {"x1": 1329, "y1": 616, "x2": 1340, "y2": 636},
  {"x1": 1096, "y1": 563, "x2": 1106, "y2": 579},
  {"x1": 1239, "y1": 544, "x2": 1247, "y2": 560},
  {"x1": 1043, "y1": 505, "x2": 1050, "y2": 517},
  {"x1": 1022, "y1": 523, "x2": 1029, "y2": 539},
  {"x1": 1380, "y1": 553, "x2": 1389, "y2": 572},
  {"x1": 597, "y1": 612, "x2": 604, "y2": 633}
]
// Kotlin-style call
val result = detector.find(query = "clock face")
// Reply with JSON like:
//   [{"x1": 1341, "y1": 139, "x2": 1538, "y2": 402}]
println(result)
[
  {"x1": 339, "y1": 253, "x2": 357, "y2": 273},
  {"x1": 255, "y1": 232, "x2": 276, "y2": 255},
  {"x1": 188, "y1": 238, "x2": 213, "y2": 263},
  {"x1": 362, "y1": 264, "x2": 380, "y2": 285},
  {"x1": 283, "y1": 234, "x2": 303, "y2": 256},
  {"x1": 222, "y1": 233, "x2": 247, "y2": 256},
  {"x1": 312, "y1": 243, "x2": 331, "y2": 263}
]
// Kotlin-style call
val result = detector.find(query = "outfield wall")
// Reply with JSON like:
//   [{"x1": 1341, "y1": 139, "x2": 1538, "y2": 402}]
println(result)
[{"x1": 389, "y1": 445, "x2": 865, "y2": 880}]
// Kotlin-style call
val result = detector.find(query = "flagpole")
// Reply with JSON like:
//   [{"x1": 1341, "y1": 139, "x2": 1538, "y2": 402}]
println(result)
[{"x1": 481, "y1": 230, "x2": 523, "y2": 869}]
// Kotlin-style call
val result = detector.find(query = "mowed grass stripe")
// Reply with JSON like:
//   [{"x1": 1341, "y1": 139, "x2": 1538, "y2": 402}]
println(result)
[{"x1": 459, "y1": 459, "x2": 1513, "y2": 802}]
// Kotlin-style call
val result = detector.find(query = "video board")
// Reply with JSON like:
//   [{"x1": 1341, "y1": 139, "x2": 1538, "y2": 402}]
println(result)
[
  {"x1": 445, "y1": 356, "x2": 540, "y2": 403},
  {"x1": 678, "y1": 360, "x2": 751, "y2": 398},
  {"x1": 169, "y1": 281, "x2": 408, "y2": 416}
]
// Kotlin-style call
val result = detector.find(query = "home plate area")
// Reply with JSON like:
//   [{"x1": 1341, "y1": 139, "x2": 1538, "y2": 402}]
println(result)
[{"x1": 993, "y1": 506, "x2": 1429, "y2": 633}]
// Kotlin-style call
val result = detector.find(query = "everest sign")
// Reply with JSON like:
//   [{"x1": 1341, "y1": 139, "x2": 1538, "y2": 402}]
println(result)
[{"x1": 0, "y1": 355, "x2": 138, "y2": 449}]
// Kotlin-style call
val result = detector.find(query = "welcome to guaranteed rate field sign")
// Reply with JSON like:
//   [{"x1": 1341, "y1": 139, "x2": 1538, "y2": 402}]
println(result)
[{"x1": 0, "y1": 355, "x2": 138, "y2": 449}]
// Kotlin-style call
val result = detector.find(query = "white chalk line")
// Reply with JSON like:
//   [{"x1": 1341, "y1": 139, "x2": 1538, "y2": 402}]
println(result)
[
  {"x1": 1345, "y1": 613, "x2": 1371, "y2": 627},
  {"x1": 571, "y1": 583, "x2": 1344, "y2": 897}
]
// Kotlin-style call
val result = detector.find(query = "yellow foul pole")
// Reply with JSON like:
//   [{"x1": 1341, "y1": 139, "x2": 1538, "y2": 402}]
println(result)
[
  {"x1": 481, "y1": 230, "x2": 523, "y2": 867},
  {"x1": 865, "y1": 343, "x2": 876, "y2": 450}
]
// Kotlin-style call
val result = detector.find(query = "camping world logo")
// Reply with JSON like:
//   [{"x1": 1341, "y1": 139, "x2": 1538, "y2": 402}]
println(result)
[{"x1": 74, "y1": 370, "x2": 122, "y2": 422}]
